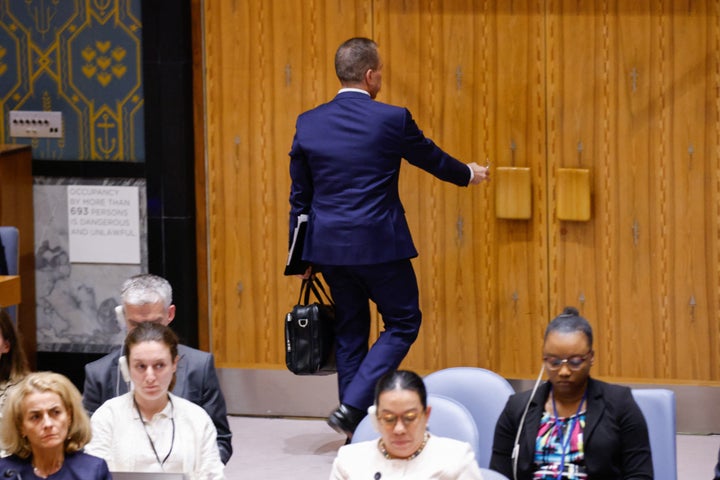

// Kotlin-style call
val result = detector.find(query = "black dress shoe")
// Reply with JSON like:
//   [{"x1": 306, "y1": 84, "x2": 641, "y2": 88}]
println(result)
[{"x1": 327, "y1": 403, "x2": 366, "y2": 438}]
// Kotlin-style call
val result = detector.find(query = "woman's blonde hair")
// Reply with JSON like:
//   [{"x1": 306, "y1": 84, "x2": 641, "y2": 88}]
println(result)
[{"x1": 0, "y1": 372, "x2": 92, "y2": 458}]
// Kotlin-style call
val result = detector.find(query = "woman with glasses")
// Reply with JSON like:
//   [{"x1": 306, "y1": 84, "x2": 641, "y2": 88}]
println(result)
[
  {"x1": 490, "y1": 306, "x2": 652, "y2": 480},
  {"x1": 329, "y1": 369, "x2": 483, "y2": 479}
]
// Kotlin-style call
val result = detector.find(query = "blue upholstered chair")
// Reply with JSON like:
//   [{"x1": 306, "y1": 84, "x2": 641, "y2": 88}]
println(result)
[
  {"x1": 0, "y1": 226, "x2": 19, "y2": 276},
  {"x1": 632, "y1": 388, "x2": 677, "y2": 480},
  {"x1": 0, "y1": 226, "x2": 19, "y2": 321},
  {"x1": 423, "y1": 367, "x2": 515, "y2": 468},
  {"x1": 352, "y1": 393, "x2": 480, "y2": 457}
]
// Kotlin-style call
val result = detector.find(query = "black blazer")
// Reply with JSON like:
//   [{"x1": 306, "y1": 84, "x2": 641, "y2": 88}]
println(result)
[{"x1": 490, "y1": 377, "x2": 653, "y2": 480}]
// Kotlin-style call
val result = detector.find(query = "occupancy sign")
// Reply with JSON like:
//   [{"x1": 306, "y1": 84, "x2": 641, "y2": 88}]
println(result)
[{"x1": 67, "y1": 185, "x2": 141, "y2": 264}]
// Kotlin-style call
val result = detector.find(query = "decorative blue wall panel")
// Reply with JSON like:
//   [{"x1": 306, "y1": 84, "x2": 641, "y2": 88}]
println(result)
[{"x1": 0, "y1": 0, "x2": 144, "y2": 161}]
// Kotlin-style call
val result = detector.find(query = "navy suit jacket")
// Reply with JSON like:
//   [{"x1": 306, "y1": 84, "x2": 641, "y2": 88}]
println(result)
[
  {"x1": 490, "y1": 378, "x2": 653, "y2": 479},
  {"x1": 0, "y1": 452, "x2": 110, "y2": 480},
  {"x1": 289, "y1": 91, "x2": 471, "y2": 266},
  {"x1": 83, "y1": 344, "x2": 233, "y2": 464}
]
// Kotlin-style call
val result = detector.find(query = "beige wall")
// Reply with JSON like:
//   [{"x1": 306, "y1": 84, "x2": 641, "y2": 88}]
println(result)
[{"x1": 196, "y1": 0, "x2": 720, "y2": 384}]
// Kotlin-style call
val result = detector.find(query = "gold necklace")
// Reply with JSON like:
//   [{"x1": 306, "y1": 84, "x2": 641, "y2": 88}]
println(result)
[{"x1": 378, "y1": 432, "x2": 430, "y2": 460}]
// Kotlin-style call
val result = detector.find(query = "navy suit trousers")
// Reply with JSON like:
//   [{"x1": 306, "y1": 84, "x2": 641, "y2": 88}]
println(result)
[{"x1": 320, "y1": 259, "x2": 422, "y2": 411}]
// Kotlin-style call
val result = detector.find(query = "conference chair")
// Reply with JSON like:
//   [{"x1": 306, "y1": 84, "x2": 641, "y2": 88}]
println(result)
[
  {"x1": 352, "y1": 393, "x2": 479, "y2": 454},
  {"x1": 0, "y1": 226, "x2": 19, "y2": 321},
  {"x1": 631, "y1": 388, "x2": 677, "y2": 480},
  {"x1": 424, "y1": 367, "x2": 515, "y2": 468}
]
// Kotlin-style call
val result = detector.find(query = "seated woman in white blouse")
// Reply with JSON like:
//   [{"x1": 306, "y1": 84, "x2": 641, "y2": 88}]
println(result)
[
  {"x1": 330, "y1": 369, "x2": 483, "y2": 479},
  {"x1": 86, "y1": 322, "x2": 224, "y2": 480}
]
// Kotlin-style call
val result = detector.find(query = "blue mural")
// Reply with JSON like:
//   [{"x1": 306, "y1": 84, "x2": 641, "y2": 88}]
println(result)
[{"x1": 0, "y1": 0, "x2": 144, "y2": 161}]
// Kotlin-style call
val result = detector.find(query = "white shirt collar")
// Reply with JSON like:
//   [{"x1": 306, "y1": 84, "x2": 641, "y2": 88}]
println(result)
[{"x1": 338, "y1": 88, "x2": 370, "y2": 96}]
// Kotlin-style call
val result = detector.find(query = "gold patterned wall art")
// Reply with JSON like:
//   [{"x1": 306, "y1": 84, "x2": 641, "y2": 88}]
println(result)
[{"x1": 0, "y1": 0, "x2": 144, "y2": 161}]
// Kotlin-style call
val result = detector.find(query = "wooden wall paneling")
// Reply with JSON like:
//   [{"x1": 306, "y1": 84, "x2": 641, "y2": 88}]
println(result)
[
  {"x1": 547, "y1": 1, "x2": 658, "y2": 381},
  {"x1": 493, "y1": 1, "x2": 549, "y2": 378},
  {"x1": 375, "y1": 0, "x2": 496, "y2": 372},
  {"x1": 598, "y1": 2, "x2": 649, "y2": 379},
  {"x1": 435, "y1": 1, "x2": 490, "y2": 369},
  {"x1": 377, "y1": 0, "x2": 549, "y2": 377},
  {"x1": 547, "y1": 2, "x2": 606, "y2": 374},
  {"x1": 666, "y1": 2, "x2": 713, "y2": 381},
  {"x1": 217, "y1": 0, "x2": 267, "y2": 365},
  {"x1": 375, "y1": 0, "x2": 438, "y2": 371},
  {"x1": 709, "y1": 0, "x2": 720, "y2": 382},
  {"x1": 647, "y1": 2, "x2": 676, "y2": 380},
  {"x1": 469, "y1": 3, "x2": 501, "y2": 371},
  {"x1": 204, "y1": 0, "x2": 288, "y2": 366},
  {"x1": 546, "y1": 1, "x2": 601, "y2": 340},
  {"x1": 203, "y1": 0, "x2": 373, "y2": 368},
  {"x1": 201, "y1": 2, "x2": 232, "y2": 366},
  {"x1": 273, "y1": 1, "x2": 375, "y2": 366},
  {"x1": 199, "y1": 0, "x2": 720, "y2": 382}
]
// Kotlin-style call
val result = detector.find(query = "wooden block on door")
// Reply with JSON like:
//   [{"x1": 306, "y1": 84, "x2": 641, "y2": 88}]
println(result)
[
  {"x1": 557, "y1": 168, "x2": 591, "y2": 221},
  {"x1": 495, "y1": 167, "x2": 532, "y2": 219}
]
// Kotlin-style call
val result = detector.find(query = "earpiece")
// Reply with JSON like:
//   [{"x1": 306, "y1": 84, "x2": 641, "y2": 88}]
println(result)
[
  {"x1": 118, "y1": 355, "x2": 130, "y2": 383},
  {"x1": 115, "y1": 305, "x2": 125, "y2": 326},
  {"x1": 114, "y1": 305, "x2": 132, "y2": 395}
]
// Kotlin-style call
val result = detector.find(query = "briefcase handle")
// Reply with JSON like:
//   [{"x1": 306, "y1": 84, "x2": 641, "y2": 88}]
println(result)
[{"x1": 298, "y1": 274, "x2": 334, "y2": 306}]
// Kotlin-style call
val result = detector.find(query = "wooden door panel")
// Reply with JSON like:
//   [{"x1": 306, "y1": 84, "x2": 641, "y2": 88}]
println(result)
[{"x1": 203, "y1": 0, "x2": 372, "y2": 367}]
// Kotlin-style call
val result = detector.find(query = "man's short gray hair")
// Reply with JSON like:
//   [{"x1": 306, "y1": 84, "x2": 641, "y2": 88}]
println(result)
[
  {"x1": 335, "y1": 37, "x2": 379, "y2": 84},
  {"x1": 121, "y1": 273, "x2": 173, "y2": 309}
]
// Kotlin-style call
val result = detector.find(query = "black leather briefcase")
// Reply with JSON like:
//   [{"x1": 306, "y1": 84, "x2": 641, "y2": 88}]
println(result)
[{"x1": 285, "y1": 274, "x2": 336, "y2": 375}]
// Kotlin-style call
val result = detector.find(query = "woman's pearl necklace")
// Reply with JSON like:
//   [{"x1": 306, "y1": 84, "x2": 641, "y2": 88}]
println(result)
[{"x1": 33, "y1": 462, "x2": 62, "y2": 478}]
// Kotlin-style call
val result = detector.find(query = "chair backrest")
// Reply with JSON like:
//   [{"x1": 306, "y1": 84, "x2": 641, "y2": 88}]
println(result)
[
  {"x1": 0, "y1": 226, "x2": 19, "y2": 275},
  {"x1": 631, "y1": 388, "x2": 677, "y2": 480},
  {"x1": 352, "y1": 393, "x2": 480, "y2": 461},
  {"x1": 423, "y1": 367, "x2": 515, "y2": 468}
]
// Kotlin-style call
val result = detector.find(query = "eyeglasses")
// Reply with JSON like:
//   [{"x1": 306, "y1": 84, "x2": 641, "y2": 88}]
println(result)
[
  {"x1": 377, "y1": 411, "x2": 422, "y2": 428},
  {"x1": 543, "y1": 351, "x2": 593, "y2": 371}
]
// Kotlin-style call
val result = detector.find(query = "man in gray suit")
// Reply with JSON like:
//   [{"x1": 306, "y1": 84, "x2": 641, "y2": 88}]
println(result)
[{"x1": 82, "y1": 274, "x2": 233, "y2": 464}]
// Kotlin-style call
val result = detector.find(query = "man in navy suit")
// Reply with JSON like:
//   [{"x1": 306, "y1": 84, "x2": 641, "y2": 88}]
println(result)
[
  {"x1": 288, "y1": 37, "x2": 490, "y2": 439},
  {"x1": 82, "y1": 274, "x2": 233, "y2": 463}
]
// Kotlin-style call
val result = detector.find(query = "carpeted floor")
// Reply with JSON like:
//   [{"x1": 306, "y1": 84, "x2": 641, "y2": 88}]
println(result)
[{"x1": 225, "y1": 415, "x2": 719, "y2": 479}]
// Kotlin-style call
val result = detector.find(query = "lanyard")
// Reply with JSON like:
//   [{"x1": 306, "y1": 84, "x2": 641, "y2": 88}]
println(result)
[
  {"x1": 551, "y1": 390, "x2": 586, "y2": 479},
  {"x1": 134, "y1": 396, "x2": 176, "y2": 469}
]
